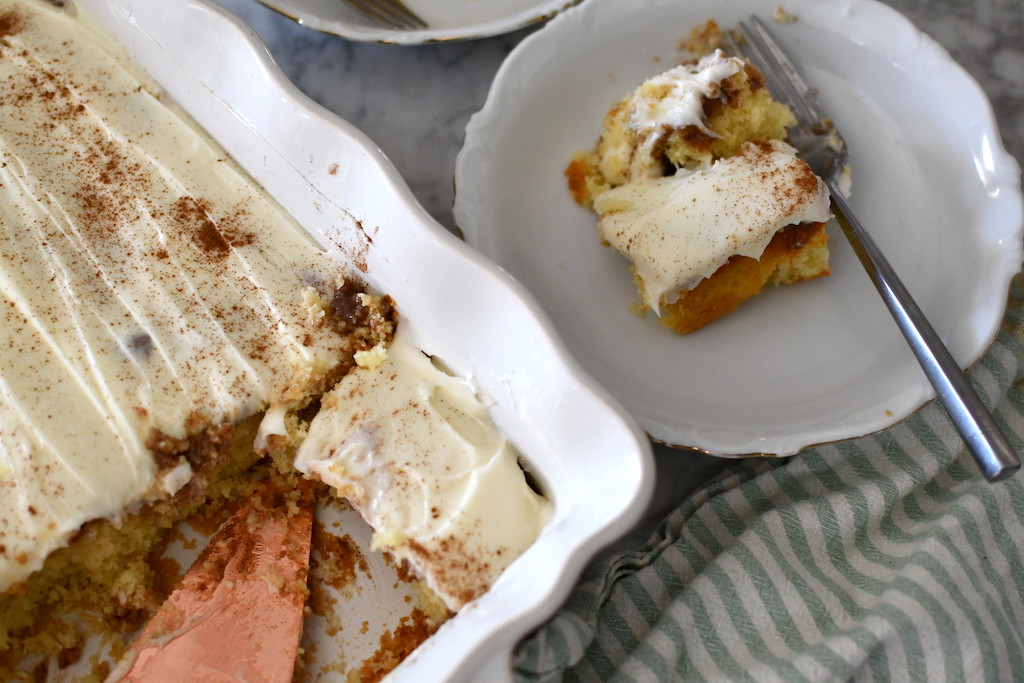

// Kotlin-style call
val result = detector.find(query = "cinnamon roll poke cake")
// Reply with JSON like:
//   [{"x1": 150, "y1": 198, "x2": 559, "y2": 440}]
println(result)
[
  {"x1": 0, "y1": 0, "x2": 550, "y2": 677},
  {"x1": 565, "y1": 21, "x2": 833, "y2": 334}
]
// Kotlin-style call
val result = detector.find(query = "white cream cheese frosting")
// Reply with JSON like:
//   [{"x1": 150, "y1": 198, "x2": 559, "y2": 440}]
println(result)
[
  {"x1": 629, "y1": 50, "x2": 742, "y2": 162},
  {"x1": 0, "y1": 0, "x2": 362, "y2": 591},
  {"x1": 593, "y1": 140, "x2": 831, "y2": 311},
  {"x1": 294, "y1": 330, "x2": 552, "y2": 611},
  {"x1": 598, "y1": 50, "x2": 744, "y2": 184}
]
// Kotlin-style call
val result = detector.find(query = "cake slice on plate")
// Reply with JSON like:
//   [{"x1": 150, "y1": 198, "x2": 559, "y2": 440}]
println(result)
[{"x1": 566, "y1": 24, "x2": 832, "y2": 334}]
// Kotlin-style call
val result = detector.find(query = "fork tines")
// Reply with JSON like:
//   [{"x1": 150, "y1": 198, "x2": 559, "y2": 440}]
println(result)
[
  {"x1": 729, "y1": 18, "x2": 824, "y2": 125},
  {"x1": 345, "y1": 0, "x2": 427, "y2": 31},
  {"x1": 724, "y1": 17, "x2": 846, "y2": 178}
]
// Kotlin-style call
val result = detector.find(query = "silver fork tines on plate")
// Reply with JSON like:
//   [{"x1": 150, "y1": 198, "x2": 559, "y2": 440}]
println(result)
[
  {"x1": 344, "y1": 0, "x2": 427, "y2": 30},
  {"x1": 727, "y1": 17, "x2": 1020, "y2": 482}
]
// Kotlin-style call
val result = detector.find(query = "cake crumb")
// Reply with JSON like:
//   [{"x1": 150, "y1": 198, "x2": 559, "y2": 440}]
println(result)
[
  {"x1": 681, "y1": 19, "x2": 724, "y2": 54},
  {"x1": 303, "y1": 286, "x2": 329, "y2": 324},
  {"x1": 774, "y1": 6, "x2": 798, "y2": 22},
  {"x1": 355, "y1": 342, "x2": 389, "y2": 370}
]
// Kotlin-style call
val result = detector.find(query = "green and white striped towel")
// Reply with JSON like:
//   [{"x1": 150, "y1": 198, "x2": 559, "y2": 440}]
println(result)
[{"x1": 515, "y1": 274, "x2": 1024, "y2": 682}]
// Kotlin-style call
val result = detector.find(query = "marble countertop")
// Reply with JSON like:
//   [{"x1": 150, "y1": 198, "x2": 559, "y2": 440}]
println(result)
[{"x1": 210, "y1": 0, "x2": 1024, "y2": 543}]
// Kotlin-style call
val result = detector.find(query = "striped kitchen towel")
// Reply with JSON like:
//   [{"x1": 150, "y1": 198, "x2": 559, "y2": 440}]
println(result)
[{"x1": 514, "y1": 273, "x2": 1024, "y2": 682}]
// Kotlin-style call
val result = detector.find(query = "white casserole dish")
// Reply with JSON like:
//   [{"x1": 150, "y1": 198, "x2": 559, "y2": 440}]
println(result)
[{"x1": 67, "y1": 1, "x2": 655, "y2": 680}]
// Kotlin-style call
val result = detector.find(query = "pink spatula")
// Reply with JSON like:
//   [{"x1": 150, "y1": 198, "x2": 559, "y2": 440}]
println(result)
[{"x1": 110, "y1": 480, "x2": 314, "y2": 682}]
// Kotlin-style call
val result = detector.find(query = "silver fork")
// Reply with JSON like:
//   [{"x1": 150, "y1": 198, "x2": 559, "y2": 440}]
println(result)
[
  {"x1": 344, "y1": 0, "x2": 427, "y2": 30},
  {"x1": 727, "y1": 17, "x2": 1020, "y2": 482}
]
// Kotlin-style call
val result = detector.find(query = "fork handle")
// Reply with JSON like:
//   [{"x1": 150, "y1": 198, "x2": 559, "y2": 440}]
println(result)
[{"x1": 828, "y1": 182, "x2": 1020, "y2": 482}]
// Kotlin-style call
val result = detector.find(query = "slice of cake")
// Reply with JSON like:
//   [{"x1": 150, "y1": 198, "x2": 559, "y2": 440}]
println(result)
[
  {"x1": 565, "y1": 30, "x2": 832, "y2": 334},
  {"x1": 295, "y1": 329, "x2": 552, "y2": 612}
]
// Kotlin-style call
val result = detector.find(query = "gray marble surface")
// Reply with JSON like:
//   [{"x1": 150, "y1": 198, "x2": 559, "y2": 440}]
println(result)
[{"x1": 210, "y1": 0, "x2": 1024, "y2": 548}]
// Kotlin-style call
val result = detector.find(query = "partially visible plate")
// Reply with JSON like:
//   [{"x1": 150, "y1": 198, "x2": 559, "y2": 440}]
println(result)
[
  {"x1": 253, "y1": 0, "x2": 578, "y2": 43},
  {"x1": 454, "y1": 0, "x2": 1024, "y2": 456}
]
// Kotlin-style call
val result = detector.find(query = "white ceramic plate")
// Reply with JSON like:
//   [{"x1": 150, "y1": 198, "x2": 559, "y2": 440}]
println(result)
[
  {"x1": 454, "y1": 0, "x2": 1024, "y2": 457},
  {"x1": 253, "y1": 0, "x2": 577, "y2": 44},
  {"x1": 71, "y1": 1, "x2": 655, "y2": 681}
]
